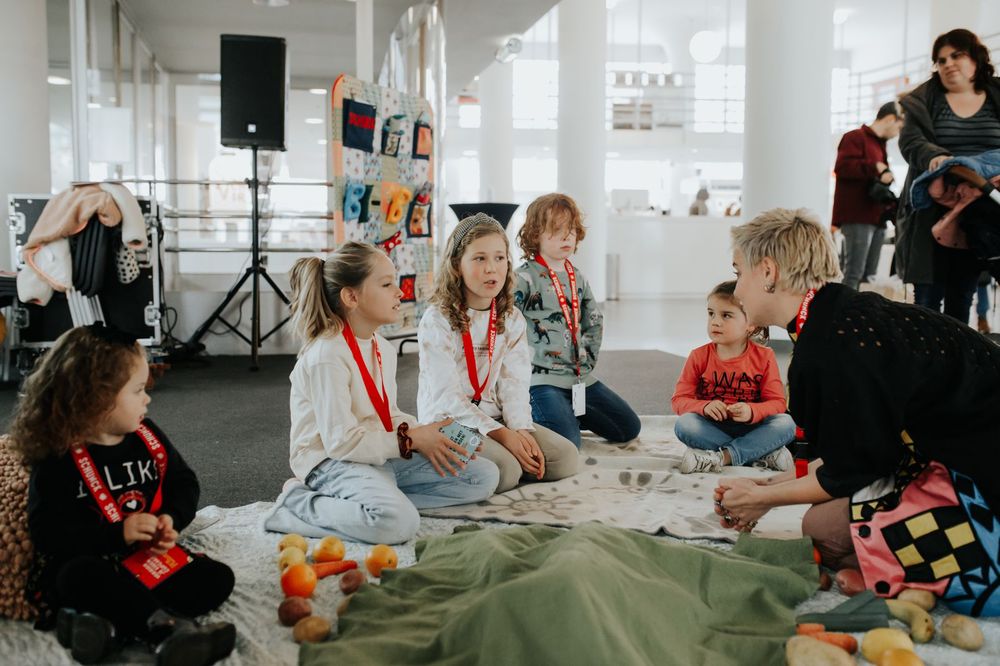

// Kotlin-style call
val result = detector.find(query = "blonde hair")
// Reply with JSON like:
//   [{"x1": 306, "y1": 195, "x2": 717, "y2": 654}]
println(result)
[
  {"x1": 730, "y1": 208, "x2": 841, "y2": 293},
  {"x1": 9, "y1": 326, "x2": 144, "y2": 462},
  {"x1": 516, "y1": 193, "x2": 587, "y2": 259},
  {"x1": 431, "y1": 213, "x2": 515, "y2": 334},
  {"x1": 289, "y1": 242, "x2": 385, "y2": 345}
]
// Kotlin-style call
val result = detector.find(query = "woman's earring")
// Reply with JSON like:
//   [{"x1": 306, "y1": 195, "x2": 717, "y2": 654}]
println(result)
[{"x1": 764, "y1": 283, "x2": 776, "y2": 293}]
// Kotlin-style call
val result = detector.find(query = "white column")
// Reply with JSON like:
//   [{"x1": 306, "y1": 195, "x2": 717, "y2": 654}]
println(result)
[
  {"x1": 0, "y1": 0, "x2": 51, "y2": 271},
  {"x1": 478, "y1": 61, "x2": 514, "y2": 202},
  {"x1": 355, "y1": 0, "x2": 374, "y2": 81},
  {"x1": 558, "y1": 0, "x2": 607, "y2": 299},
  {"x1": 742, "y1": 0, "x2": 833, "y2": 221}
]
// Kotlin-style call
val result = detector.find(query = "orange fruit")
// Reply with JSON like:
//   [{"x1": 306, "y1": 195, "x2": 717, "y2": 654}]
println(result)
[
  {"x1": 365, "y1": 544, "x2": 398, "y2": 578},
  {"x1": 812, "y1": 546, "x2": 822, "y2": 565},
  {"x1": 313, "y1": 536, "x2": 345, "y2": 563},
  {"x1": 281, "y1": 562, "x2": 318, "y2": 598}
]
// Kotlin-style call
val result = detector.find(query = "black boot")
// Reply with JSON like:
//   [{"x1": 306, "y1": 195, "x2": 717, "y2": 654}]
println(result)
[
  {"x1": 147, "y1": 610, "x2": 236, "y2": 666},
  {"x1": 55, "y1": 608, "x2": 121, "y2": 664}
]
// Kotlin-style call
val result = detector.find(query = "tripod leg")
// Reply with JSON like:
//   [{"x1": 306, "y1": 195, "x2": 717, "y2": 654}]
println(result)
[
  {"x1": 185, "y1": 268, "x2": 254, "y2": 347},
  {"x1": 259, "y1": 267, "x2": 290, "y2": 304}
]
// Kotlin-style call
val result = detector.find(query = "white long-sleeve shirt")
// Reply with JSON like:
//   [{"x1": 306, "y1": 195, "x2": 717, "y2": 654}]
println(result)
[
  {"x1": 288, "y1": 332, "x2": 412, "y2": 480},
  {"x1": 417, "y1": 304, "x2": 534, "y2": 436}
]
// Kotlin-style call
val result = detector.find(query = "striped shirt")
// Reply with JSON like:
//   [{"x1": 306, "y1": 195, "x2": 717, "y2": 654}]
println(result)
[{"x1": 933, "y1": 97, "x2": 1000, "y2": 156}]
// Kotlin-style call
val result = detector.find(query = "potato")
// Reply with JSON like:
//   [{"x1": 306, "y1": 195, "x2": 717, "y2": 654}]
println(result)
[
  {"x1": 940, "y1": 614, "x2": 984, "y2": 651},
  {"x1": 861, "y1": 628, "x2": 914, "y2": 663},
  {"x1": 819, "y1": 571, "x2": 833, "y2": 591},
  {"x1": 278, "y1": 596, "x2": 312, "y2": 627},
  {"x1": 278, "y1": 533, "x2": 308, "y2": 553},
  {"x1": 878, "y1": 648, "x2": 924, "y2": 666},
  {"x1": 835, "y1": 568, "x2": 866, "y2": 597},
  {"x1": 895, "y1": 589, "x2": 935, "y2": 612},
  {"x1": 785, "y1": 635, "x2": 856, "y2": 666},
  {"x1": 886, "y1": 599, "x2": 934, "y2": 643},
  {"x1": 339, "y1": 568, "x2": 366, "y2": 595},
  {"x1": 293, "y1": 615, "x2": 331, "y2": 643},
  {"x1": 278, "y1": 546, "x2": 306, "y2": 572}
]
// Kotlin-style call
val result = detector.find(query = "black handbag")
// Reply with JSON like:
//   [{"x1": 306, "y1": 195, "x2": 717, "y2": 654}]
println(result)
[{"x1": 868, "y1": 178, "x2": 898, "y2": 204}]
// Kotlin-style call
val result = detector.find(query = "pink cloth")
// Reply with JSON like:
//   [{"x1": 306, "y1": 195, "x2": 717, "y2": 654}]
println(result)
[
  {"x1": 929, "y1": 174, "x2": 1000, "y2": 249},
  {"x1": 850, "y1": 461, "x2": 954, "y2": 599},
  {"x1": 671, "y1": 342, "x2": 787, "y2": 424}
]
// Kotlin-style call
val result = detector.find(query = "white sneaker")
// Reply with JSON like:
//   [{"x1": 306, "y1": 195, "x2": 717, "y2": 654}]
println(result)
[
  {"x1": 679, "y1": 448, "x2": 724, "y2": 474},
  {"x1": 758, "y1": 447, "x2": 793, "y2": 472}
]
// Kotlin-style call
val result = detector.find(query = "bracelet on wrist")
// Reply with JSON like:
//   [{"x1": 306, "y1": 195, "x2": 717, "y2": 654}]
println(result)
[{"x1": 397, "y1": 422, "x2": 413, "y2": 459}]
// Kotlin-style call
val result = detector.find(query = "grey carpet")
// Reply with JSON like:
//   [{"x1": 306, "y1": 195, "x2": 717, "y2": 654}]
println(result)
[{"x1": 0, "y1": 349, "x2": 684, "y2": 508}]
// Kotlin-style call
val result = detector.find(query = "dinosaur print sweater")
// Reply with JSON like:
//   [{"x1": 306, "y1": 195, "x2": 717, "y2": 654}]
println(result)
[
  {"x1": 514, "y1": 260, "x2": 603, "y2": 389},
  {"x1": 671, "y1": 342, "x2": 787, "y2": 424}
]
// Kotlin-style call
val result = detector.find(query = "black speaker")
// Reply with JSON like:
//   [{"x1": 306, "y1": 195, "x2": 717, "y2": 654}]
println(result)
[{"x1": 220, "y1": 34, "x2": 288, "y2": 150}]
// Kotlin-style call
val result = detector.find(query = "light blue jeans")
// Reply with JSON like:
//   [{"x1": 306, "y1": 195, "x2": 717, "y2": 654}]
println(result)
[
  {"x1": 300, "y1": 455, "x2": 500, "y2": 544},
  {"x1": 673, "y1": 412, "x2": 796, "y2": 466}
]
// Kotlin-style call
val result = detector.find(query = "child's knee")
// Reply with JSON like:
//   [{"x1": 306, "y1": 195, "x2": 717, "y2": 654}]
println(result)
[
  {"x1": 765, "y1": 413, "x2": 796, "y2": 435},
  {"x1": 674, "y1": 412, "x2": 707, "y2": 442},
  {"x1": 465, "y1": 457, "x2": 501, "y2": 497},
  {"x1": 368, "y1": 500, "x2": 421, "y2": 544}
]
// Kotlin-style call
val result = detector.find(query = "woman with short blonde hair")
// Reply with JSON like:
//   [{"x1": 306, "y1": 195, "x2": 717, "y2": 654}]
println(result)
[{"x1": 717, "y1": 207, "x2": 1000, "y2": 616}]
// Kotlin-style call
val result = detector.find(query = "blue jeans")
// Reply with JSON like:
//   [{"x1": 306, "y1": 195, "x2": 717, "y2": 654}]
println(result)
[
  {"x1": 298, "y1": 455, "x2": 500, "y2": 544},
  {"x1": 977, "y1": 283, "x2": 990, "y2": 318},
  {"x1": 840, "y1": 223, "x2": 885, "y2": 290},
  {"x1": 529, "y1": 380, "x2": 641, "y2": 448},
  {"x1": 673, "y1": 412, "x2": 796, "y2": 466}
]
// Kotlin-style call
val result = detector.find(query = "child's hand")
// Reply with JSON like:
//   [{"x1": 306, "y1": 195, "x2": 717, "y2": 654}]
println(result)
[
  {"x1": 123, "y1": 512, "x2": 159, "y2": 545},
  {"x1": 727, "y1": 402, "x2": 752, "y2": 423},
  {"x1": 490, "y1": 428, "x2": 543, "y2": 478},
  {"x1": 703, "y1": 400, "x2": 728, "y2": 421},
  {"x1": 410, "y1": 419, "x2": 468, "y2": 477},
  {"x1": 517, "y1": 430, "x2": 546, "y2": 480},
  {"x1": 150, "y1": 514, "x2": 178, "y2": 554}
]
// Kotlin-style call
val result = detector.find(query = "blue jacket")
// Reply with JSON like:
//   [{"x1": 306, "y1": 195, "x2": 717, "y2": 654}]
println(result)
[{"x1": 910, "y1": 148, "x2": 1000, "y2": 209}]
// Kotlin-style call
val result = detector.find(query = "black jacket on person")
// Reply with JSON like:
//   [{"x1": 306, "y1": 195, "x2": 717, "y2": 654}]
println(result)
[
  {"x1": 896, "y1": 76, "x2": 1000, "y2": 284},
  {"x1": 27, "y1": 419, "x2": 199, "y2": 588},
  {"x1": 787, "y1": 283, "x2": 1000, "y2": 515}
]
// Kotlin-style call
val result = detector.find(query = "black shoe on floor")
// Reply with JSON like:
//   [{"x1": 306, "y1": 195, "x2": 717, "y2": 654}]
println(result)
[
  {"x1": 55, "y1": 608, "x2": 121, "y2": 664},
  {"x1": 154, "y1": 621, "x2": 237, "y2": 666}
]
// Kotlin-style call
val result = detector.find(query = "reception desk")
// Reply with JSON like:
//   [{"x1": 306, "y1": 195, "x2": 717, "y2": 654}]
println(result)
[{"x1": 606, "y1": 214, "x2": 743, "y2": 298}]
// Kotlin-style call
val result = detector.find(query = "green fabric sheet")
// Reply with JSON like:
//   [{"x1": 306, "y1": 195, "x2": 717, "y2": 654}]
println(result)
[{"x1": 301, "y1": 523, "x2": 817, "y2": 666}]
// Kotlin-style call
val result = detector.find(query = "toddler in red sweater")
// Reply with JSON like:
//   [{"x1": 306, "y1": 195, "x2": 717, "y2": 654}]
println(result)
[{"x1": 671, "y1": 281, "x2": 795, "y2": 473}]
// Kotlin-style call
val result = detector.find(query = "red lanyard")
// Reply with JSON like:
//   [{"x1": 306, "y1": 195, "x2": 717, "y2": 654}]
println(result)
[
  {"x1": 342, "y1": 320, "x2": 393, "y2": 432},
  {"x1": 535, "y1": 255, "x2": 581, "y2": 376},
  {"x1": 462, "y1": 299, "x2": 497, "y2": 405},
  {"x1": 795, "y1": 288, "x2": 818, "y2": 337},
  {"x1": 71, "y1": 422, "x2": 168, "y2": 523}
]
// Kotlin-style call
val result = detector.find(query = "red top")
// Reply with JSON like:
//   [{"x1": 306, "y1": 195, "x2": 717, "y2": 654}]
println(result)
[
  {"x1": 832, "y1": 124, "x2": 889, "y2": 227},
  {"x1": 671, "y1": 342, "x2": 787, "y2": 424}
]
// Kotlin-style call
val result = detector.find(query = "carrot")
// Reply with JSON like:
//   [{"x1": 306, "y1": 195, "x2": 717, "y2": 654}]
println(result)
[
  {"x1": 812, "y1": 631, "x2": 858, "y2": 654},
  {"x1": 796, "y1": 623, "x2": 825, "y2": 635},
  {"x1": 311, "y1": 560, "x2": 358, "y2": 579}
]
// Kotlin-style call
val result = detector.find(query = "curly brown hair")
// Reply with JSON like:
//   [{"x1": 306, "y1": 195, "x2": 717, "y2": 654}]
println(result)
[
  {"x1": 430, "y1": 213, "x2": 515, "y2": 334},
  {"x1": 516, "y1": 193, "x2": 587, "y2": 260},
  {"x1": 8, "y1": 326, "x2": 144, "y2": 463}
]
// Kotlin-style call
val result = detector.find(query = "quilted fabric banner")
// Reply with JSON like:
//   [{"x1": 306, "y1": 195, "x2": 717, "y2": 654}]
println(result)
[{"x1": 330, "y1": 74, "x2": 435, "y2": 334}]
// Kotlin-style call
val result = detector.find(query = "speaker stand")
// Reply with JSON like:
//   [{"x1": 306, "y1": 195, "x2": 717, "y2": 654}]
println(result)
[{"x1": 185, "y1": 145, "x2": 290, "y2": 370}]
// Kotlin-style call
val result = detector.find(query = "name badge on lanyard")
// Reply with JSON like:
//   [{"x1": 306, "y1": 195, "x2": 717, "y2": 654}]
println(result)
[
  {"x1": 535, "y1": 255, "x2": 586, "y2": 416},
  {"x1": 71, "y1": 423, "x2": 192, "y2": 589}
]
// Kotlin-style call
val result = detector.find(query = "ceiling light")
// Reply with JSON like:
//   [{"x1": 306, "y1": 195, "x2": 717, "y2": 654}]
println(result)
[
  {"x1": 689, "y1": 30, "x2": 722, "y2": 64},
  {"x1": 87, "y1": 102, "x2": 101, "y2": 109},
  {"x1": 495, "y1": 36, "x2": 522, "y2": 64},
  {"x1": 317, "y1": 139, "x2": 327, "y2": 145},
  {"x1": 309, "y1": 88, "x2": 327, "y2": 95},
  {"x1": 304, "y1": 117, "x2": 323, "y2": 124},
  {"x1": 47, "y1": 75, "x2": 71, "y2": 86},
  {"x1": 252, "y1": 0, "x2": 290, "y2": 7}
]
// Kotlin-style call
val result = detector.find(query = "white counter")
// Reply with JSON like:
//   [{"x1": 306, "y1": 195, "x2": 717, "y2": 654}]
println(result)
[{"x1": 606, "y1": 214, "x2": 742, "y2": 298}]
